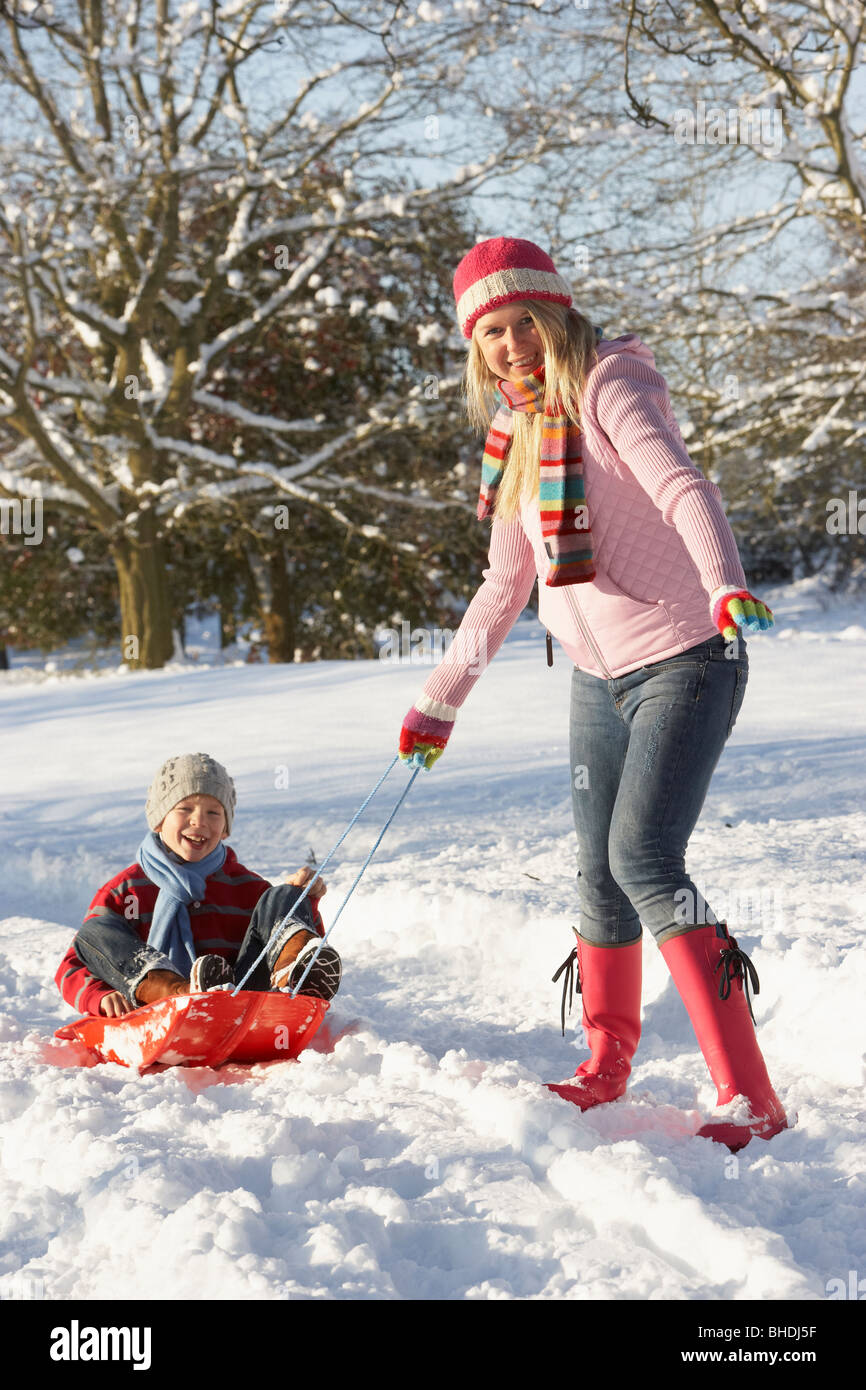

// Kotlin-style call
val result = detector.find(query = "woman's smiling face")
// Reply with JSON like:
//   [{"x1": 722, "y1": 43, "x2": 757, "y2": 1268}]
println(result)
[{"x1": 474, "y1": 302, "x2": 544, "y2": 382}]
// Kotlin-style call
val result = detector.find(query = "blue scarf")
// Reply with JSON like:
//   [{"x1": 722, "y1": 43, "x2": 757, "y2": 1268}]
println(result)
[{"x1": 137, "y1": 831, "x2": 227, "y2": 975}]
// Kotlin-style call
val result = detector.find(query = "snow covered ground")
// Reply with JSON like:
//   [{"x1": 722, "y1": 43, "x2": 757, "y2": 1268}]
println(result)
[{"x1": 1, "y1": 578, "x2": 864, "y2": 1303}]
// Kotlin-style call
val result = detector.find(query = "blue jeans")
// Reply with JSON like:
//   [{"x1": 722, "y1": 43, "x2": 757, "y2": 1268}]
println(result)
[
  {"x1": 74, "y1": 884, "x2": 319, "y2": 1006},
  {"x1": 569, "y1": 634, "x2": 748, "y2": 946}
]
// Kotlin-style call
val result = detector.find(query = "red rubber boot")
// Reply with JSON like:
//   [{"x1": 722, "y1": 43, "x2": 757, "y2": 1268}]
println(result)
[
  {"x1": 661, "y1": 923, "x2": 788, "y2": 1152},
  {"x1": 546, "y1": 934, "x2": 642, "y2": 1110}
]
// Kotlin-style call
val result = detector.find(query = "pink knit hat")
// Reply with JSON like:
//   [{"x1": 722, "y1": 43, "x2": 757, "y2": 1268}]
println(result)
[{"x1": 453, "y1": 236, "x2": 572, "y2": 339}]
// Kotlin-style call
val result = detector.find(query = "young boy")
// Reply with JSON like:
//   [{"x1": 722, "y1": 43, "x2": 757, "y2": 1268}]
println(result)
[{"x1": 55, "y1": 752, "x2": 341, "y2": 1017}]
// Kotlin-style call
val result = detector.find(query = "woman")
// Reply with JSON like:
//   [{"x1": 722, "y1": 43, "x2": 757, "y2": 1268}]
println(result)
[{"x1": 398, "y1": 236, "x2": 787, "y2": 1153}]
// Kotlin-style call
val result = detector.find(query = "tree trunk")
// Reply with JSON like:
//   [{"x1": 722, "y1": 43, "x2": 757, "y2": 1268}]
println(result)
[
  {"x1": 244, "y1": 540, "x2": 296, "y2": 664},
  {"x1": 263, "y1": 546, "x2": 296, "y2": 664},
  {"x1": 111, "y1": 522, "x2": 174, "y2": 669},
  {"x1": 219, "y1": 590, "x2": 235, "y2": 649}
]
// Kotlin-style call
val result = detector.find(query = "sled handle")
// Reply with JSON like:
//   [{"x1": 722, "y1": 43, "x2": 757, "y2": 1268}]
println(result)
[
  {"x1": 288, "y1": 765, "x2": 421, "y2": 997},
  {"x1": 231, "y1": 755, "x2": 401, "y2": 995}
]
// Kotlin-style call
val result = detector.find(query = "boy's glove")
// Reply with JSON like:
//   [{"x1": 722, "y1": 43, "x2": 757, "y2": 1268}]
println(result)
[
  {"x1": 399, "y1": 699, "x2": 456, "y2": 771},
  {"x1": 711, "y1": 588, "x2": 774, "y2": 640}
]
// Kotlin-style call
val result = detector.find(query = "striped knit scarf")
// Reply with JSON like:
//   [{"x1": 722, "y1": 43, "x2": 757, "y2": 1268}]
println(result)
[{"x1": 477, "y1": 364, "x2": 595, "y2": 587}]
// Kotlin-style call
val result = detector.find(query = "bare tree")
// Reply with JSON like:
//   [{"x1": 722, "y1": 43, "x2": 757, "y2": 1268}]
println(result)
[
  {"x1": 0, "y1": 0, "x2": 580, "y2": 666},
  {"x1": 486, "y1": 1, "x2": 866, "y2": 578}
]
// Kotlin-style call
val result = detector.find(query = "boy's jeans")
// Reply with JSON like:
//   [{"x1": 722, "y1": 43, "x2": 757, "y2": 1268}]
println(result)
[
  {"x1": 73, "y1": 883, "x2": 319, "y2": 1007},
  {"x1": 569, "y1": 634, "x2": 748, "y2": 946}
]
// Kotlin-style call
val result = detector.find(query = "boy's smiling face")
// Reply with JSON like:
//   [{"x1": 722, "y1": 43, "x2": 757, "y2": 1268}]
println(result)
[{"x1": 156, "y1": 794, "x2": 228, "y2": 861}]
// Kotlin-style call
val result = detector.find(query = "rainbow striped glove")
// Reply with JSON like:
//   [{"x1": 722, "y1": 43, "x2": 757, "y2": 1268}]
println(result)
[
  {"x1": 399, "y1": 698, "x2": 456, "y2": 771},
  {"x1": 711, "y1": 588, "x2": 775, "y2": 640}
]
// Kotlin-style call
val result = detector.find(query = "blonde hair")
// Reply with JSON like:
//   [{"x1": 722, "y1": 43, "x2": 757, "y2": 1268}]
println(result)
[{"x1": 464, "y1": 301, "x2": 599, "y2": 522}]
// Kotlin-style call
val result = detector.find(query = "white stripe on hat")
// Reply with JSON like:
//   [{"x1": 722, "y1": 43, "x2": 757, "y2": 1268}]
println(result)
[{"x1": 457, "y1": 267, "x2": 571, "y2": 334}]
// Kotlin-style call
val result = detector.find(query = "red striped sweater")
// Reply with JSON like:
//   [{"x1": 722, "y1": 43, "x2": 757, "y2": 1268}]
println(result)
[{"x1": 55, "y1": 847, "x2": 323, "y2": 1016}]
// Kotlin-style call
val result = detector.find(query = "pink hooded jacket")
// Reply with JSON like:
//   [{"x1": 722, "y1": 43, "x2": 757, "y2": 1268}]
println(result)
[{"x1": 417, "y1": 333, "x2": 747, "y2": 713}]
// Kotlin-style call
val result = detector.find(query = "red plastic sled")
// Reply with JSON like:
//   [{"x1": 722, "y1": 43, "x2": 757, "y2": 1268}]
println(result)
[{"x1": 54, "y1": 989, "x2": 329, "y2": 1070}]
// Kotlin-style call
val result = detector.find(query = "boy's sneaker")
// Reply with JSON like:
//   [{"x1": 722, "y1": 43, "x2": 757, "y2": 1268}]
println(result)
[
  {"x1": 273, "y1": 939, "x2": 341, "y2": 1001},
  {"x1": 189, "y1": 954, "x2": 234, "y2": 993}
]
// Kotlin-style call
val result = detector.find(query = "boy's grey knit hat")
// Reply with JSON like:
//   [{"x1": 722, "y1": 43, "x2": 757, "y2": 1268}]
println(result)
[{"x1": 145, "y1": 753, "x2": 236, "y2": 833}]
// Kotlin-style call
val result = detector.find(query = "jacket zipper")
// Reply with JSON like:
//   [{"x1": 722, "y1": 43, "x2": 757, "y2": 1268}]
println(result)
[{"x1": 563, "y1": 586, "x2": 614, "y2": 680}]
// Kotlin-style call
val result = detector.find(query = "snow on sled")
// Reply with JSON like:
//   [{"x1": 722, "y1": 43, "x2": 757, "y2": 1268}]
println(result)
[{"x1": 54, "y1": 989, "x2": 328, "y2": 1070}]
